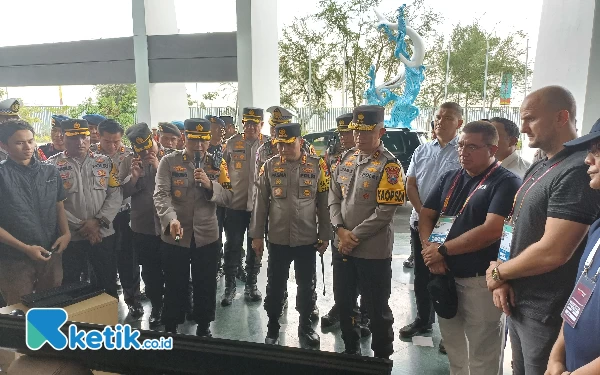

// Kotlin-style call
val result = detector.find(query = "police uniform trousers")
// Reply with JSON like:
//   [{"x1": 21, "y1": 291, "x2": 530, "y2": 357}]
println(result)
[
  {"x1": 332, "y1": 245, "x2": 394, "y2": 358},
  {"x1": 161, "y1": 238, "x2": 220, "y2": 326},
  {"x1": 216, "y1": 205, "x2": 226, "y2": 272},
  {"x1": 114, "y1": 210, "x2": 141, "y2": 305},
  {"x1": 132, "y1": 232, "x2": 164, "y2": 310},
  {"x1": 62, "y1": 235, "x2": 118, "y2": 299},
  {"x1": 411, "y1": 222, "x2": 436, "y2": 326},
  {"x1": 223, "y1": 209, "x2": 261, "y2": 279},
  {"x1": 264, "y1": 243, "x2": 316, "y2": 327}
]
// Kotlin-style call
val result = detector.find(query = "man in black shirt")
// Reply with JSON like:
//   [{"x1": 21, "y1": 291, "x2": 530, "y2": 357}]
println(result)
[
  {"x1": 486, "y1": 86, "x2": 600, "y2": 375},
  {"x1": 420, "y1": 121, "x2": 521, "y2": 375},
  {"x1": 0, "y1": 120, "x2": 71, "y2": 304}
]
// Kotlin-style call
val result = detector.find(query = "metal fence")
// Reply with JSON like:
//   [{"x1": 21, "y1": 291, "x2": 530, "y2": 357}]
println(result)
[{"x1": 24, "y1": 106, "x2": 522, "y2": 136}]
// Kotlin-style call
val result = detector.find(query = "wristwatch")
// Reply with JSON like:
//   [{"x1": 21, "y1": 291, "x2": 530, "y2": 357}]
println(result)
[
  {"x1": 333, "y1": 224, "x2": 346, "y2": 232},
  {"x1": 96, "y1": 216, "x2": 110, "y2": 230},
  {"x1": 437, "y1": 243, "x2": 448, "y2": 257},
  {"x1": 492, "y1": 266, "x2": 503, "y2": 282}
]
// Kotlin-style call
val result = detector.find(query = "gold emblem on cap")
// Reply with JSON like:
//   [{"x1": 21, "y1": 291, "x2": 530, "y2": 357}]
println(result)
[
  {"x1": 358, "y1": 113, "x2": 364, "y2": 120},
  {"x1": 196, "y1": 124, "x2": 204, "y2": 132},
  {"x1": 273, "y1": 108, "x2": 282, "y2": 120},
  {"x1": 249, "y1": 110, "x2": 255, "y2": 116},
  {"x1": 210, "y1": 117, "x2": 216, "y2": 123},
  {"x1": 10, "y1": 102, "x2": 20, "y2": 112},
  {"x1": 74, "y1": 122, "x2": 81, "y2": 129},
  {"x1": 339, "y1": 120, "x2": 344, "y2": 125},
  {"x1": 136, "y1": 137, "x2": 144, "y2": 144},
  {"x1": 278, "y1": 129, "x2": 287, "y2": 137}
]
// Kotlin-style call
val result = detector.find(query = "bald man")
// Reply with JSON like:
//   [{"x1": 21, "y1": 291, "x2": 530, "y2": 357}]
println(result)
[{"x1": 486, "y1": 86, "x2": 600, "y2": 375}]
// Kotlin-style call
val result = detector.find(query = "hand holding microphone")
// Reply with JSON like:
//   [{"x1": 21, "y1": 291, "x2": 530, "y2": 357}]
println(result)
[{"x1": 194, "y1": 152, "x2": 212, "y2": 190}]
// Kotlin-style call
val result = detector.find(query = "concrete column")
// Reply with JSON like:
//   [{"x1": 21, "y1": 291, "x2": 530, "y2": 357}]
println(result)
[
  {"x1": 531, "y1": 0, "x2": 600, "y2": 134},
  {"x1": 132, "y1": 0, "x2": 189, "y2": 127},
  {"x1": 236, "y1": 0, "x2": 280, "y2": 127}
]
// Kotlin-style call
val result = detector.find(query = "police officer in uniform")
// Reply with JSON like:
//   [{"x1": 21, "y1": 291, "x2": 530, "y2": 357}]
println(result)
[
  {"x1": 321, "y1": 113, "x2": 369, "y2": 335},
  {"x1": 220, "y1": 107, "x2": 267, "y2": 306},
  {"x1": 250, "y1": 123, "x2": 331, "y2": 346},
  {"x1": 39, "y1": 115, "x2": 69, "y2": 159},
  {"x1": 220, "y1": 115, "x2": 238, "y2": 141},
  {"x1": 120, "y1": 122, "x2": 168, "y2": 328},
  {"x1": 206, "y1": 115, "x2": 227, "y2": 280},
  {"x1": 157, "y1": 122, "x2": 181, "y2": 151},
  {"x1": 329, "y1": 105, "x2": 406, "y2": 358},
  {"x1": 171, "y1": 121, "x2": 186, "y2": 150},
  {"x1": 0, "y1": 99, "x2": 22, "y2": 161},
  {"x1": 47, "y1": 119, "x2": 123, "y2": 298},
  {"x1": 82, "y1": 114, "x2": 106, "y2": 147},
  {"x1": 154, "y1": 118, "x2": 233, "y2": 336},
  {"x1": 94, "y1": 119, "x2": 143, "y2": 318}
]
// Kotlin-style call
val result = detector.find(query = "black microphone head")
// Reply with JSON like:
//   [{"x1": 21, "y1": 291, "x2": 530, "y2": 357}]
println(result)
[{"x1": 194, "y1": 151, "x2": 201, "y2": 161}]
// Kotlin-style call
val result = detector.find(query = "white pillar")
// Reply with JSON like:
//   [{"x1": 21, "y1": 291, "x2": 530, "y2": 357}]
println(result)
[
  {"x1": 531, "y1": 0, "x2": 600, "y2": 134},
  {"x1": 132, "y1": 0, "x2": 189, "y2": 127},
  {"x1": 236, "y1": 0, "x2": 280, "y2": 127}
]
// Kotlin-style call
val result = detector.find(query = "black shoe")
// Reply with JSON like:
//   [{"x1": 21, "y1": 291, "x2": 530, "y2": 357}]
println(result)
[
  {"x1": 244, "y1": 284, "x2": 262, "y2": 302},
  {"x1": 236, "y1": 266, "x2": 247, "y2": 283},
  {"x1": 127, "y1": 302, "x2": 144, "y2": 320},
  {"x1": 196, "y1": 324, "x2": 212, "y2": 338},
  {"x1": 265, "y1": 326, "x2": 280, "y2": 345},
  {"x1": 149, "y1": 306, "x2": 162, "y2": 328},
  {"x1": 165, "y1": 323, "x2": 178, "y2": 334},
  {"x1": 343, "y1": 342, "x2": 361, "y2": 355},
  {"x1": 439, "y1": 340, "x2": 446, "y2": 354},
  {"x1": 403, "y1": 254, "x2": 415, "y2": 268},
  {"x1": 310, "y1": 306, "x2": 319, "y2": 322},
  {"x1": 399, "y1": 320, "x2": 432, "y2": 338},
  {"x1": 298, "y1": 324, "x2": 320, "y2": 347},
  {"x1": 221, "y1": 276, "x2": 236, "y2": 306}
]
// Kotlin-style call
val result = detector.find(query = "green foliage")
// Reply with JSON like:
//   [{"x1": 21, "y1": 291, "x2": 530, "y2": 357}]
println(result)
[
  {"x1": 69, "y1": 84, "x2": 137, "y2": 128},
  {"x1": 417, "y1": 23, "x2": 531, "y2": 111},
  {"x1": 187, "y1": 93, "x2": 197, "y2": 106}
]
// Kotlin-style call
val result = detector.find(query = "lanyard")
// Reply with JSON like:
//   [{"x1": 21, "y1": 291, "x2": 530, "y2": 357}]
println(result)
[
  {"x1": 583, "y1": 236, "x2": 600, "y2": 281},
  {"x1": 508, "y1": 160, "x2": 562, "y2": 223},
  {"x1": 441, "y1": 162, "x2": 500, "y2": 215}
]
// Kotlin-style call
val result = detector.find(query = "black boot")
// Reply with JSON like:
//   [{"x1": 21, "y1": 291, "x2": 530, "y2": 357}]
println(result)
[
  {"x1": 265, "y1": 320, "x2": 280, "y2": 345},
  {"x1": 298, "y1": 318, "x2": 320, "y2": 347},
  {"x1": 343, "y1": 341, "x2": 361, "y2": 355},
  {"x1": 221, "y1": 276, "x2": 237, "y2": 306},
  {"x1": 196, "y1": 322, "x2": 212, "y2": 338},
  {"x1": 149, "y1": 305, "x2": 163, "y2": 329},
  {"x1": 321, "y1": 304, "x2": 339, "y2": 328},
  {"x1": 244, "y1": 273, "x2": 262, "y2": 302},
  {"x1": 399, "y1": 319, "x2": 432, "y2": 338}
]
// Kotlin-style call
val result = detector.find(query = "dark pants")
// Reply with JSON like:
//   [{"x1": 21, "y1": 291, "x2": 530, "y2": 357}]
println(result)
[
  {"x1": 333, "y1": 247, "x2": 394, "y2": 358},
  {"x1": 264, "y1": 243, "x2": 316, "y2": 327},
  {"x1": 223, "y1": 209, "x2": 261, "y2": 279},
  {"x1": 133, "y1": 232, "x2": 164, "y2": 309},
  {"x1": 216, "y1": 206, "x2": 226, "y2": 272},
  {"x1": 412, "y1": 223, "x2": 435, "y2": 325},
  {"x1": 62, "y1": 236, "x2": 118, "y2": 299},
  {"x1": 114, "y1": 210, "x2": 140, "y2": 305},
  {"x1": 331, "y1": 250, "x2": 368, "y2": 319},
  {"x1": 161, "y1": 239, "x2": 220, "y2": 326}
]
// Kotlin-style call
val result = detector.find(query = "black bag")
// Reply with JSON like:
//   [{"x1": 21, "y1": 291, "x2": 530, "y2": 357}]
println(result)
[{"x1": 427, "y1": 272, "x2": 458, "y2": 319}]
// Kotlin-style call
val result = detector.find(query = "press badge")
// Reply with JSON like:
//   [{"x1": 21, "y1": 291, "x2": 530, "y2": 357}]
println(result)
[
  {"x1": 561, "y1": 274, "x2": 596, "y2": 328},
  {"x1": 498, "y1": 224, "x2": 513, "y2": 262},
  {"x1": 428, "y1": 216, "x2": 456, "y2": 244}
]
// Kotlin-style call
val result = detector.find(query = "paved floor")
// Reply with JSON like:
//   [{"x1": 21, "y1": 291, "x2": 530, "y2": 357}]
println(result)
[{"x1": 118, "y1": 204, "x2": 513, "y2": 374}]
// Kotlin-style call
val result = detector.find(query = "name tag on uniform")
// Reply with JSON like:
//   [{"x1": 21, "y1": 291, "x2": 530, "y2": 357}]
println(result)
[
  {"x1": 428, "y1": 216, "x2": 455, "y2": 243},
  {"x1": 562, "y1": 274, "x2": 596, "y2": 328},
  {"x1": 498, "y1": 224, "x2": 513, "y2": 262}
]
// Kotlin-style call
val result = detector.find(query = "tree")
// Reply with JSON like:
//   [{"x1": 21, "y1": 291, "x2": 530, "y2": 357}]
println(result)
[
  {"x1": 69, "y1": 84, "x2": 137, "y2": 128},
  {"x1": 187, "y1": 93, "x2": 197, "y2": 107},
  {"x1": 416, "y1": 23, "x2": 531, "y2": 113}
]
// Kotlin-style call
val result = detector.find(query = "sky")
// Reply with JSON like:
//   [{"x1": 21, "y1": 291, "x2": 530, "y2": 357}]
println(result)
[{"x1": 0, "y1": 0, "x2": 543, "y2": 107}]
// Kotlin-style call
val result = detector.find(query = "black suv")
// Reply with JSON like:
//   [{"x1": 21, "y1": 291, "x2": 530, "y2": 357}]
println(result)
[{"x1": 303, "y1": 127, "x2": 427, "y2": 173}]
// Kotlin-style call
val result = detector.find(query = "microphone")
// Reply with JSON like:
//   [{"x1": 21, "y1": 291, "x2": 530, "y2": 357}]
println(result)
[{"x1": 194, "y1": 151, "x2": 204, "y2": 189}]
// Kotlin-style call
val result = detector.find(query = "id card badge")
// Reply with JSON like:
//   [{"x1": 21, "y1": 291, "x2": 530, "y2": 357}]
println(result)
[
  {"x1": 498, "y1": 223, "x2": 513, "y2": 262},
  {"x1": 428, "y1": 216, "x2": 456, "y2": 243},
  {"x1": 561, "y1": 274, "x2": 596, "y2": 328}
]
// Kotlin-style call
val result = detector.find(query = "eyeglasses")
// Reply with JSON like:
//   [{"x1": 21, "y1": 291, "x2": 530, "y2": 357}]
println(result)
[
  {"x1": 455, "y1": 143, "x2": 490, "y2": 153},
  {"x1": 588, "y1": 141, "x2": 600, "y2": 157}
]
